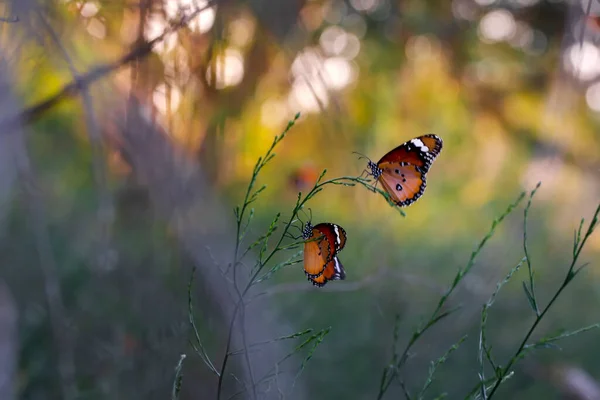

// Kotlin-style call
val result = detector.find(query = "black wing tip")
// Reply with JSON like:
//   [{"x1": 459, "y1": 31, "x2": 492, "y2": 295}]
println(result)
[{"x1": 423, "y1": 133, "x2": 443, "y2": 156}]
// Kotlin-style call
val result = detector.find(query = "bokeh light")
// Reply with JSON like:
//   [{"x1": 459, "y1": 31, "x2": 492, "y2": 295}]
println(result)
[
  {"x1": 478, "y1": 9, "x2": 517, "y2": 43},
  {"x1": 228, "y1": 16, "x2": 256, "y2": 48},
  {"x1": 152, "y1": 83, "x2": 182, "y2": 114},
  {"x1": 322, "y1": 57, "x2": 357, "y2": 90},
  {"x1": 164, "y1": 0, "x2": 216, "y2": 33},
  {"x1": 319, "y1": 26, "x2": 361, "y2": 59},
  {"x1": 86, "y1": 18, "x2": 107, "y2": 39},
  {"x1": 289, "y1": 77, "x2": 329, "y2": 114},
  {"x1": 564, "y1": 41, "x2": 600, "y2": 80},
  {"x1": 349, "y1": 0, "x2": 380, "y2": 13},
  {"x1": 585, "y1": 81, "x2": 600, "y2": 111},
  {"x1": 80, "y1": 2, "x2": 100, "y2": 18},
  {"x1": 261, "y1": 98, "x2": 290, "y2": 128},
  {"x1": 145, "y1": 15, "x2": 179, "y2": 53},
  {"x1": 205, "y1": 48, "x2": 245, "y2": 89}
]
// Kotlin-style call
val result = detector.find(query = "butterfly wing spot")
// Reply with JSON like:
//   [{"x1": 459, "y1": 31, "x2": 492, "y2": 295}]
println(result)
[
  {"x1": 378, "y1": 163, "x2": 427, "y2": 206},
  {"x1": 410, "y1": 138, "x2": 430, "y2": 152},
  {"x1": 333, "y1": 225, "x2": 341, "y2": 247}
]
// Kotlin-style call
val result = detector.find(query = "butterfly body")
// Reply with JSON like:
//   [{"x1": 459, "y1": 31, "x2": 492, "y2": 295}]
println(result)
[
  {"x1": 302, "y1": 222, "x2": 347, "y2": 287},
  {"x1": 367, "y1": 134, "x2": 443, "y2": 207}
]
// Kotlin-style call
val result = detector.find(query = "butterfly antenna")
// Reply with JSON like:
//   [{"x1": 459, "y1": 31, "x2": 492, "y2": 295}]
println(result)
[
  {"x1": 298, "y1": 216, "x2": 305, "y2": 234},
  {"x1": 352, "y1": 151, "x2": 372, "y2": 163},
  {"x1": 299, "y1": 207, "x2": 311, "y2": 223}
]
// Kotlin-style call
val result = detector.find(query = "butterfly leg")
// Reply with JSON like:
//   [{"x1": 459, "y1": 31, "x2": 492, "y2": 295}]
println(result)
[
  {"x1": 360, "y1": 179, "x2": 378, "y2": 193},
  {"x1": 284, "y1": 231, "x2": 301, "y2": 240},
  {"x1": 357, "y1": 169, "x2": 370, "y2": 180}
]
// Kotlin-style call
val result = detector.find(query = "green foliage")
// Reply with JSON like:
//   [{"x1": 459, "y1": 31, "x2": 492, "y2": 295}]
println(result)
[
  {"x1": 171, "y1": 354, "x2": 186, "y2": 400},
  {"x1": 185, "y1": 115, "x2": 600, "y2": 400},
  {"x1": 482, "y1": 202, "x2": 600, "y2": 398},
  {"x1": 376, "y1": 190, "x2": 527, "y2": 399},
  {"x1": 8, "y1": 2, "x2": 600, "y2": 399},
  {"x1": 187, "y1": 113, "x2": 402, "y2": 398}
]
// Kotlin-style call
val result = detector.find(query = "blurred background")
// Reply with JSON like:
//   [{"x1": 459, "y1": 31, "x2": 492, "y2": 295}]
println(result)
[{"x1": 0, "y1": 0, "x2": 599, "y2": 399}]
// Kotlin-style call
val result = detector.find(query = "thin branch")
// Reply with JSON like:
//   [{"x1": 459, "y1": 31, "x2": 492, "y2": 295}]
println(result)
[
  {"x1": 21, "y1": 159, "x2": 79, "y2": 399},
  {"x1": 0, "y1": 0, "x2": 218, "y2": 133},
  {"x1": 486, "y1": 203, "x2": 600, "y2": 398},
  {"x1": 34, "y1": 10, "x2": 114, "y2": 270},
  {"x1": 376, "y1": 191, "x2": 526, "y2": 400}
]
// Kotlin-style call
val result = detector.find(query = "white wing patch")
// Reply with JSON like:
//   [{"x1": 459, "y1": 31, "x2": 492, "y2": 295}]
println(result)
[
  {"x1": 411, "y1": 138, "x2": 430, "y2": 152},
  {"x1": 332, "y1": 256, "x2": 345, "y2": 280},
  {"x1": 333, "y1": 225, "x2": 341, "y2": 246},
  {"x1": 333, "y1": 257, "x2": 341, "y2": 273}
]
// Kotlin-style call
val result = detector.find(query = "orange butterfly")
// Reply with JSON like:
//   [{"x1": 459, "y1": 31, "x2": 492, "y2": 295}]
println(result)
[
  {"x1": 586, "y1": 15, "x2": 600, "y2": 32},
  {"x1": 365, "y1": 134, "x2": 443, "y2": 207},
  {"x1": 302, "y1": 222, "x2": 347, "y2": 287},
  {"x1": 289, "y1": 162, "x2": 320, "y2": 192}
]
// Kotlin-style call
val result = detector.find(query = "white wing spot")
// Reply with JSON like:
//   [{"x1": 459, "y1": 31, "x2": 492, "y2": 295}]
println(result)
[
  {"x1": 411, "y1": 138, "x2": 429, "y2": 152},
  {"x1": 333, "y1": 225, "x2": 341, "y2": 246},
  {"x1": 333, "y1": 257, "x2": 341, "y2": 273}
]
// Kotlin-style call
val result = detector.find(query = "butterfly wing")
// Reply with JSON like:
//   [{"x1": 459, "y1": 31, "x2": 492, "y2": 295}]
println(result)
[
  {"x1": 377, "y1": 134, "x2": 443, "y2": 173},
  {"x1": 378, "y1": 163, "x2": 427, "y2": 207},
  {"x1": 309, "y1": 256, "x2": 345, "y2": 287},
  {"x1": 314, "y1": 223, "x2": 347, "y2": 254},
  {"x1": 303, "y1": 227, "x2": 331, "y2": 278}
]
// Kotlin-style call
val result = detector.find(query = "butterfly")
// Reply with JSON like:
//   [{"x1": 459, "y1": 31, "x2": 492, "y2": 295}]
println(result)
[
  {"x1": 289, "y1": 162, "x2": 319, "y2": 192},
  {"x1": 302, "y1": 221, "x2": 347, "y2": 287},
  {"x1": 586, "y1": 15, "x2": 600, "y2": 31},
  {"x1": 364, "y1": 134, "x2": 443, "y2": 207}
]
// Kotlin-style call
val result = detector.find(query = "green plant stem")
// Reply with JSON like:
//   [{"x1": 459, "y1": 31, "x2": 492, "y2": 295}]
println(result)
[
  {"x1": 216, "y1": 175, "x2": 370, "y2": 398},
  {"x1": 217, "y1": 115, "x2": 303, "y2": 399},
  {"x1": 215, "y1": 113, "x2": 396, "y2": 398},
  {"x1": 171, "y1": 354, "x2": 187, "y2": 400},
  {"x1": 486, "y1": 203, "x2": 599, "y2": 398},
  {"x1": 523, "y1": 182, "x2": 541, "y2": 316},
  {"x1": 485, "y1": 287, "x2": 565, "y2": 398},
  {"x1": 376, "y1": 192, "x2": 525, "y2": 400}
]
